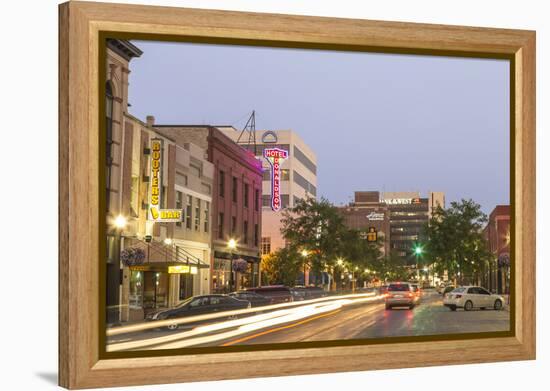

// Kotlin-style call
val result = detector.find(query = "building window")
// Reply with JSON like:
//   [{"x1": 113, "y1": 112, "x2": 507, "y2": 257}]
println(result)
[
  {"x1": 293, "y1": 145, "x2": 317, "y2": 174},
  {"x1": 204, "y1": 201, "x2": 209, "y2": 232},
  {"x1": 243, "y1": 221, "x2": 249, "y2": 244},
  {"x1": 244, "y1": 183, "x2": 249, "y2": 208},
  {"x1": 254, "y1": 224, "x2": 259, "y2": 247},
  {"x1": 130, "y1": 175, "x2": 139, "y2": 216},
  {"x1": 231, "y1": 216, "x2": 237, "y2": 235},
  {"x1": 262, "y1": 168, "x2": 289, "y2": 181},
  {"x1": 293, "y1": 171, "x2": 317, "y2": 196},
  {"x1": 261, "y1": 237, "x2": 271, "y2": 255},
  {"x1": 201, "y1": 183, "x2": 211, "y2": 195},
  {"x1": 176, "y1": 191, "x2": 183, "y2": 227},
  {"x1": 190, "y1": 163, "x2": 201, "y2": 178},
  {"x1": 255, "y1": 189, "x2": 260, "y2": 211},
  {"x1": 186, "y1": 195, "x2": 192, "y2": 229},
  {"x1": 176, "y1": 172, "x2": 188, "y2": 186},
  {"x1": 218, "y1": 213, "x2": 224, "y2": 239},
  {"x1": 194, "y1": 198, "x2": 201, "y2": 231},
  {"x1": 264, "y1": 194, "x2": 289, "y2": 208},
  {"x1": 232, "y1": 176, "x2": 238, "y2": 203},
  {"x1": 105, "y1": 81, "x2": 114, "y2": 211},
  {"x1": 219, "y1": 170, "x2": 225, "y2": 198}
]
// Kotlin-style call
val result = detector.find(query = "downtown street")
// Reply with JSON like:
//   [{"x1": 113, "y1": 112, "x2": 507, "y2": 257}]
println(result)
[{"x1": 107, "y1": 290, "x2": 509, "y2": 351}]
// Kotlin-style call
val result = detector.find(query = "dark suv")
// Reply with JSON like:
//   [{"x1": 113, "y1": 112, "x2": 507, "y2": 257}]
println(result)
[{"x1": 245, "y1": 285, "x2": 293, "y2": 304}]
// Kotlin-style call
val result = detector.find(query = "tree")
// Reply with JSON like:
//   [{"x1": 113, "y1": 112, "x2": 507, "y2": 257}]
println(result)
[
  {"x1": 280, "y1": 197, "x2": 386, "y2": 289},
  {"x1": 281, "y1": 197, "x2": 349, "y2": 274},
  {"x1": 421, "y1": 199, "x2": 491, "y2": 285},
  {"x1": 260, "y1": 247, "x2": 302, "y2": 286}
]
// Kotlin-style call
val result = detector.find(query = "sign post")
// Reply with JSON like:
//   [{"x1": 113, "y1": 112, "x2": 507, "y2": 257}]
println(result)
[
  {"x1": 148, "y1": 138, "x2": 183, "y2": 223},
  {"x1": 263, "y1": 147, "x2": 289, "y2": 211}
]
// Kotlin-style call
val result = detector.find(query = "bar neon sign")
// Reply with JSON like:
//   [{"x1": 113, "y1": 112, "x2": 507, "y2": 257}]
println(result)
[{"x1": 263, "y1": 147, "x2": 289, "y2": 211}]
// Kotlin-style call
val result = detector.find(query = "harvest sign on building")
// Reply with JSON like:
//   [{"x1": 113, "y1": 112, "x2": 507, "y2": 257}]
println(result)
[
  {"x1": 263, "y1": 147, "x2": 289, "y2": 211},
  {"x1": 148, "y1": 138, "x2": 183, "y2": 223}
]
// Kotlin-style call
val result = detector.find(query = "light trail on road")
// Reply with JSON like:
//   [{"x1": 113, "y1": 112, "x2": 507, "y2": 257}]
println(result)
[
  {"x1": 107, "y1": 294, "x2": 381, "y2": 352},
  {"x1": 106, "y1": 292, "x2": 378, "y2": 337}
]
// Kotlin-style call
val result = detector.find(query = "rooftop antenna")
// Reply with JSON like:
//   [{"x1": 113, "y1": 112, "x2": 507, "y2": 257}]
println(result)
[{"x1": 237, "y1": 110, "x2": 257, "y2": 155}]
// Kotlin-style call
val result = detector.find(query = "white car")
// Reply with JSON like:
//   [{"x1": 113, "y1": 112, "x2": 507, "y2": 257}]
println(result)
[{"x1": 443, "y1": 286, "x2": 505, "y2": 311}]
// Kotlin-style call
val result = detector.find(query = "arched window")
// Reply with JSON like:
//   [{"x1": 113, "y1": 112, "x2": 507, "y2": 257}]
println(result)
[{"x1": 106, "y1": 81, "x2": 114, "y2": 211}]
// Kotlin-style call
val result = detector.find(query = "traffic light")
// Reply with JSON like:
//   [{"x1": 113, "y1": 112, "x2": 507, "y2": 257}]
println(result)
[
  {"x1": 367, "y1": 227, "x2": 377, "y2": 242},
  {"x1": 414, "y1": 245, "x2": 423, "y2": 255}
]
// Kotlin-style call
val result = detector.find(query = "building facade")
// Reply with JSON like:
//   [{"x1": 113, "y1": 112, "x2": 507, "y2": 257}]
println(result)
[
  {"x1": 380, "y1": 191, "x2": 445, "y2": 266},
  {"x1": 219, "y1": 128, "x2": 318, "y2": 255},
  {"x1": 105, "y1": 41, "x2": 214, "y2": 324},
  {"x1": 337, "y1": 191, "x2": 391, "y2": 256},
  {"x1": 153, "y1": 125, "x2": 264, "y2": 293},
  {"x1": 483, "y1": 205, "x2": 510, "y2": 294}
]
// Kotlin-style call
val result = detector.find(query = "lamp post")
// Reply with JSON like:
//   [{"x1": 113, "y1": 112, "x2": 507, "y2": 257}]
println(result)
[
  {"x1": 108, "y1": 214, "x2": 127, "y2": 324},
  {"x1": 413, "y1": 244, "x2": 423, "y2": 282},
  {"x1": 336, "y1": 258, "x2": 343, "y2": 291},
  {"x1": 228, "y1": 238, "x2": 237, "y2": 292},
  {"x1": 301, "y1": 249, "x2": 309, "y2": 286}
]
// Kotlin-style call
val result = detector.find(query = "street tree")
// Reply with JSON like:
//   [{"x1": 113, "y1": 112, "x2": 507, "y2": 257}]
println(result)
[
  {"x1": 260, "y1": 247, "x2": 302, "y2": 286},
  {"x1": 421, "y1": 199, "x2": 491, "y2": 285},
  {"x1": 281, "y1": 197, "x2": 349, "y2": 275}
]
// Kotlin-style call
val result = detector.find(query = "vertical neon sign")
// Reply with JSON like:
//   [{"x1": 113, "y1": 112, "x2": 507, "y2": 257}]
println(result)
[{"x1": 263, "y1": 147, "x2": 289, "y2": 211}]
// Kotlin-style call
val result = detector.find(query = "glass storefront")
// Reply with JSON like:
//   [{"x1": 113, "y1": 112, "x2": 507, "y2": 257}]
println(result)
[
  {"x1": 212, "y1": 257, "x2": 260, "y2": 293},
  {"x1": 212, "y1": 258, "x2": 232, "y2": 293}
]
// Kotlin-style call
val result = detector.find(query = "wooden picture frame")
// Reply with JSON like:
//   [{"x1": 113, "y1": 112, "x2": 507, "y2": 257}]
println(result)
[{"x1": 59, "y1": 1, "x2": 536, "y2": 389}]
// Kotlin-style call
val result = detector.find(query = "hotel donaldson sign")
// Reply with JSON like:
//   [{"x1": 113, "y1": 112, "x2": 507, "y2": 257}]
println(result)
[
  {"x1": 148, "y1": 139, "x2": 183, "y2": 223},
  {"x1": 263, "y1": 147, "x2": 289, "y2": 211}
]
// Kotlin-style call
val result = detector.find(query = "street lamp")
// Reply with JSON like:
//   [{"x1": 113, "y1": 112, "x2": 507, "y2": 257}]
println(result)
[
  {"x1": 301, "y1": 249, "x2": 309, "y2": 286},
  {"x1": 108, "y1": 214, "x2": 127, "y2": 324},
  {"x1": 114, "y1": 214, "x2": 127, "y2": 230},
  {"x1": 227, "y1": 238, "x2": 237, "y2": 292}
]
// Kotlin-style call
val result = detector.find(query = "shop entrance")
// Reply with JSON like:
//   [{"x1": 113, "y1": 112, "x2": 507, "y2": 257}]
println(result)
[{"x1": 142, "y1": 271, "x2": 168, "y2": 311}]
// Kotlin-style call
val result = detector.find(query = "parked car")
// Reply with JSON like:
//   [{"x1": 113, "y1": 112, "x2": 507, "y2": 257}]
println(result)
[
  {"x1": 437, "y1": 283, "x2": 453, "y2": 294},
  {"x1": 410, "y1": 283, "x2": 422, "y2": 301},
  {"x1": 145, "y1": 294, "x2": 251, "y2": 328},
  {"x1": 443, "y1": 286, "x2": 505, "y2": 311},
  {"x1": 228, "y1": 291, "x2": 273, "y2": 307},
  {"x1": 385, "y1": 282, "x2": 418, "y2": 310},
  {"x1": 245, "y1": 285, "x2": 293, "y2": 304},
  {"x1": 378, "y1": 285, "x2": 389, "y2": 297},
  {"x1": 292, "y1": 286, "x2": 327, "y2": 300}
]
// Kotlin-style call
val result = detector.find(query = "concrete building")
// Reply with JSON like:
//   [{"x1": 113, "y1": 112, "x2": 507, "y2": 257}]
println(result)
[
  {"x1": 381, "y1": 191, "x2": 445, "y2": 266},
  {"x1": 483, "y1": 205, "x2": 510, "y2": 294},
  {"x1": 219, "y1": 128, "x2": 318, "y2": 255},
  {"x1": 153, "y1": 125, "x2": 264, "y2": 293}
]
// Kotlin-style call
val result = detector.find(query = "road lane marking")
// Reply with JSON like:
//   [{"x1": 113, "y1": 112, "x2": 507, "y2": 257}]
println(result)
[{"x1": 221, "y1": 309, "x2": 342, "y2": 346}]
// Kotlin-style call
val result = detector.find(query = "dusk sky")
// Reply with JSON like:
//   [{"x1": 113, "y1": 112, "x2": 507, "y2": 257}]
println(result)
[{"x1": 128, "y1": 40, "x2": 510, "y2": 214}]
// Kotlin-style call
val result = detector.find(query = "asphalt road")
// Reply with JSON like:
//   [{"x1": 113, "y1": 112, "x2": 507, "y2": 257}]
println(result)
[
  {"x1": 216, "y1": 291, "x2": 510, "y2": 346},
  {"x1": 107, "y1": 291, "x2": 510, "y2": 351}
]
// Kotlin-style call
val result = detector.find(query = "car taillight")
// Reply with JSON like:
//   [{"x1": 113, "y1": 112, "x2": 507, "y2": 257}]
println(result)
[
  {"x1": 407, "y1": 293, "x2": 413, "y2": 298},
  {"x1": 455, "y1": 294, "x2": 462, "y2": 298}
]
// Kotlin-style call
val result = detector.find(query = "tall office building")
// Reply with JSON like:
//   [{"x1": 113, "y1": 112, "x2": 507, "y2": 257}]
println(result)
[
  {"x1": 380, "y1": 191, "x2": 445, "y2": 265},
  {"x1": 219, "y1": 128, "x2": 318, "y2": 255}
]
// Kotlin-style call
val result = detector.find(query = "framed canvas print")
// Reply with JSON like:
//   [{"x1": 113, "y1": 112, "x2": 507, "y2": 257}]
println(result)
[{"x1": 58, "y1": 1, "x2": 536, "y2": 389}]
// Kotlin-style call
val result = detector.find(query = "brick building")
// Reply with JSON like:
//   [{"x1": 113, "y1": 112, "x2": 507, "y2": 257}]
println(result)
[
  {"x1": 337, "y1": 191, "x2": 391, "y2": 256},
  {"x1": 154, "y1": 125, "x2": 264, "y2": 292},
  {"x1": 483, "y1": 205, "x2": 510, "y2": 294}
]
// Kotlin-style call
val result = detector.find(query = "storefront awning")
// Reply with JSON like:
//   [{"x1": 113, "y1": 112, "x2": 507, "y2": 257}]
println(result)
[{"x1": 214, "y1": 251, "x2": 260, "y2": 263}]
